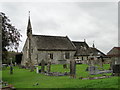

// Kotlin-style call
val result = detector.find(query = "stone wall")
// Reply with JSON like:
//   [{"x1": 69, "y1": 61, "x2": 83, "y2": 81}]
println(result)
[
  {"x1": 21, "y1": 37, "x2": 76, "y2": 65},
  {"x1": 35, "y1": 51, "x2": 76, "y2": 64}
]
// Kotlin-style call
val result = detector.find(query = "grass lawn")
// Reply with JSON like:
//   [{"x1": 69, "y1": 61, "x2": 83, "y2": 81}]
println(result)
[{"x1": 2, "y1": 64, "x2": 120, "y2": 88}]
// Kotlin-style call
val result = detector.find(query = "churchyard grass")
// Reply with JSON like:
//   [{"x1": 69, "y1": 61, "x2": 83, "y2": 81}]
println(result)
[{"x1": 2, "y1": 64, "x2": 119, "y2": 88}]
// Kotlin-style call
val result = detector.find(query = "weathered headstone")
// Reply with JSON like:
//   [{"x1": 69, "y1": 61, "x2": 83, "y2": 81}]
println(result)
[
  {"x1": 91, "y1": 60, "x2": 94, "y2": 66},
  {"x1": 46, "y1": 61, "x2": 51, "y2": 73},
  {"x1": 14, "y1": 62, "x2": 17, "y2": 66},
  {"x1": 97, "y1": 59, "x2": 103, "y2": 70},
  {"x1": 112, "y1": 64, "x2": 120, "y2": 76},
  {"x1": 30, "y1": 62, "x2": 34, "y2": 72},
  {"x1": 88, "y1": 66, "x2": 98, "y2": 75},
  {"x1": 70, "y1": 60, "x2": 76, "y2": 78},
  {"x1": 109, "y1": 61, "x2": 113, "y2": 70},
  {"x1": 41, "y1": 60, "x2": 45, "y2": 73},
  {"x1": 36, "y1": 67, "x2": 39, "y2": 73},
  {"x1": 10, "y1": 60, "x2": 13, "y2": 74},
  {"x1": 10, "y1": 65, "x2": 13, "y2": 74},
  {"x1": 63, "y1": 64, "x2": 67, "y2": 69}
]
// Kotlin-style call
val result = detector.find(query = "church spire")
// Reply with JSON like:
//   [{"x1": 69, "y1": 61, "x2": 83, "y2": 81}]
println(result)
[{"x1": 27, "y1": 11, "x2": 32, "y2": 37}]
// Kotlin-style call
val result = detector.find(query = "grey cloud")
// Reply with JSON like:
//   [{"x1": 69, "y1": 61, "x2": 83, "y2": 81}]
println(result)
[{"x1": 0, "y1": 2, "x2": 118, "y2": 53}]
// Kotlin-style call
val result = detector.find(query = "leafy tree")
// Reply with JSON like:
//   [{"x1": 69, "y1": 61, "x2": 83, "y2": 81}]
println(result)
[{"x1": 0, "y1": 12, "x2": 22, "y2": 63}]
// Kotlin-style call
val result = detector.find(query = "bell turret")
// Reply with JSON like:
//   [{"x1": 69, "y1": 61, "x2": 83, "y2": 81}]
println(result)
[{"x1": 27, "y1": 11, "x2": 32, "y2": 37}]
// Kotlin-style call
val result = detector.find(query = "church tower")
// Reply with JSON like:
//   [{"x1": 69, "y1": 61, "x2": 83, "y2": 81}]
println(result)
[{"x1": 27, "y1": 11, "x2": 32, "y2": 65}]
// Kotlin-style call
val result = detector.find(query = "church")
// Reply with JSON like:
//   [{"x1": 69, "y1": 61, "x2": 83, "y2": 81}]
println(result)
[
  {"x1": 21, "y1": 15, "x2": 106, "y2": 66},
  {"x1": 21, "y1": 15, "x2": 76, "y2": 66}
]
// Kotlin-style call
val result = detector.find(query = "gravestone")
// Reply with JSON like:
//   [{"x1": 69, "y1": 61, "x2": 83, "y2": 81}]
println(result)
[
  {"x1": 41, "y1": 60, "x2": 45, "y2": 73},
  {"x1": 30, "y1": 63, "x2": 34, "y2": 72},
  {"x1": 36, "y1": 67, "x2": 39, "y2": 73},
  {"x1": 91, "y1": 60, "x2": 95, "y2": 66},
  {"x1": 112, "y1": 64, "x2": 120, "y2": 76},
  {"x1": 98, "y1": 59, "x2": 104, "y2": 70},
  {"x1": 70, "y1": 60, "x2": 76, "y2": 78},
  {"x1": 109, "y1": 61, "x2": 112, "y2": 70},
  {"x1": 10, "y1": 60, "x2": 13, "y2": 74},
  {"x1": 46, "y1": 61, "x2": 51, "y2": 73},
  {"x1": 86, "y1": 67, "x2": 89, "y2": 71},
  {"x1": 88, "y1": 66, "x2": 98, "y2": 75},
  {"x1": 63, "y1": 64, "x2": 67, "y2": 69},
  {"x1": 10, "y1": 65, "x2": 13, "y2": 74}
]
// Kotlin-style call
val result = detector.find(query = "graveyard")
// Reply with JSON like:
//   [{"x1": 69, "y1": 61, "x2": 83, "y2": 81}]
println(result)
[{"x1": 2, "y1": 64, "x2": 119, "y2": 88}]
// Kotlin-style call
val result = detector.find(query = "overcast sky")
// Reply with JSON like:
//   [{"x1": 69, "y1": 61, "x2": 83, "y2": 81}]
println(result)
[{"x1": 0, "y1": 1, "x2": 118, "y2": 54}]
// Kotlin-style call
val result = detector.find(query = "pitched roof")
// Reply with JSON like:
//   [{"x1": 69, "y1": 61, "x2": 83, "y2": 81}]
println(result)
[
  {"x1": 32, "y1": 35, "x2": 76, "y2": 51},
  {"x1": 107, "y1": 47, "x2": 120, "y2": 57},
  {"x1": 72, "y1": 41, "x2": 89, "y2": 48},
  {"x1": 114, "y1": 47, "x2": 120, "y2": 50},
  {"x1": 72, "y1": 41, "x2": 90, "y2": 56},
  {"x1": 89, "y1": 47, "x2": 106, "y2": 56}
]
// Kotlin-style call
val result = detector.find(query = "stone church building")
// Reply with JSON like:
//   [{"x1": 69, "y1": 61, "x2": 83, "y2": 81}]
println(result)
[
  {"x1": 21, "y1": 16, "x2": 76, "y2": 66},
  {"x1": 21, "y1": 15, "x2": 106, "y2": 66}
]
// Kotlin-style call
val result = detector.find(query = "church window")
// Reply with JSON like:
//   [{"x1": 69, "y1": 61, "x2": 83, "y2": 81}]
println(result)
[
  {"x1": 82, "y1": 56, "x2": 83, "y2": 60},
  {"x1": 65, "y1": 52, "x2": 70, "y2": 59},
  {"x1": 48, "y1": 53, "x2": 53, "y2": 59}
]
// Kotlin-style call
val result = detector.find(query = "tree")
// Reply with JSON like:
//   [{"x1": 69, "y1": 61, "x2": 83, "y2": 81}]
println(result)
[{"x1": 0, "y1": 12, "x2": 22, "y2": 63}]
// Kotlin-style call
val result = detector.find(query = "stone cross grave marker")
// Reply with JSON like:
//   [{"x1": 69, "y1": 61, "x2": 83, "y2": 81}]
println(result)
[
  {"x1": 41, "y1": 59, "x2": 45, "y2": 73},
  {"x1": 70, "y1": 60, "x2": 76, "y2": 78}
]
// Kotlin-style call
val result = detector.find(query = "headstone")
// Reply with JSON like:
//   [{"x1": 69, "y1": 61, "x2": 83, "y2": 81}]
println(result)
[
  {"x1": 88, "y1": 66, "x2": 98, "y2": 75},
  {"x1": 85, "y1": 67, "x2": 89, "y2": 71},
  {"x1": 36, "y1": 67, "x2": 39, "y2": 73},
  {"x1": 10, "y1": 65, "x2": 13, "y2": 74},
  {"x1": 112, "y1": 64, "x2": 120, "y2": 76},
  {"x1": 63, "y1": 64, "x2": 67, "y2": 69},
  {"x1": 46, "y1": 61, "x2": 51, "y2": 73},
  {"x1": 15, "y1": 62, "x2": 17, "y2": 66},
  {"x1": 91, "y1": 60, "x2": 95, "y2": 66},
  {"x1": 10, "y1": 60, "x2": 13, "y2": 74},
  {"x1": 30, "y1": 63, "x2": 34, "y2": 72},
  {"x1": 70, "y1": 60, "x2": 76, "y2": 78},
  {"x1": 109, "y1": 61, "x2": 113, "y2": 70},
  {"x1": 97, "y1": 59, "x2": 103, "y2": 70},
  {"x1": 41, "y1": 60, "x2": 45, "y2": 73}
]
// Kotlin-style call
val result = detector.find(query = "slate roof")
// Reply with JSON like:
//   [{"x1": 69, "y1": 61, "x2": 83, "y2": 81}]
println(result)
[
  {"x1": 32, "y1": 35, "x2": 76, "y2": 51},
  {"x1": 89, "y1": 47, "x2": 106, "y2": 56},
  {"x1": 107, "y1": 47, "x2": 120, "y2": 57},
  {"x1": 72, "y1": 41, "x2": 106, "y2": 56},
  {"x1": 72, "y1": 41, "x2": 90, "y2": 56}
]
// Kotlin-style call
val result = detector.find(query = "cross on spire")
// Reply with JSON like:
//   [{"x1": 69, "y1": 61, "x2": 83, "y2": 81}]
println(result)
[{"x1": 28, "y1": 11, "x2": 31, "y2": 20}]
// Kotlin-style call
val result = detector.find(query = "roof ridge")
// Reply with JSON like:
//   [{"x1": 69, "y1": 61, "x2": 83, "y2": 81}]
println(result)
[
  {"x1": 66, "y1": 36, "x2": 76, "y2": 49},
  {"x1": 72, "y1": 41, "x2": 85, "y2": 43},
  {"x1": 114, "y1": 47, "x2": 120, "y2": 48},
  {"x1": 32, "y1": 34, "x2": 66, "y2": 38}
]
